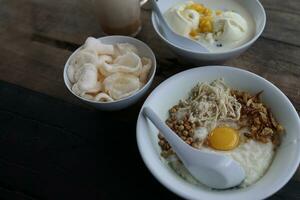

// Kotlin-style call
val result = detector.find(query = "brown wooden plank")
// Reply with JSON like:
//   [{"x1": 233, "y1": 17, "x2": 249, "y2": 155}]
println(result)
[
  {"x1": 262, "y1": 0, "x2": 300, "y2": 46},
  {"x1": 0, "y1": 0, "x2": 299, "y2": 111},
  {"x1": 0, "y1": 0, "x2": 299, "y2": 108},
  {"x1": 262, "y1": 0, "x2": 300, "y2": 14},
  {"x1": 2, "y1": 0, "x2": 299, "y2": 46},
  {"x1": 0, "y1": 33, "x2": 81, "y2": 105}
]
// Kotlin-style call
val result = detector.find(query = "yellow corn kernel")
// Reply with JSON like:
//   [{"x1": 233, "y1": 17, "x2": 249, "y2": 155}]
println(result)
[
  {"x1": 202, "y1": 8, "x2": 212, "y2": 16},
  {"x1": 199, "y1": 17, "x2": 213, "y2": 33},
  {"x1": 216, "y1": 10, "x2": 222, "y2": 16},
  {"x1": 204, "y1": 15, "x2": 213, "y2": 21},
  {"x1": 189, "y1": 29, "x2": 199, "y2": 38},
  {"x1": 187, "y1": 3, "x2": 205, "y2": 13},
  {"x1": 203, "y1": 23, "x2": 212, "y2": 32},
  {"x1": 187, "y1": 3, "x2": 212, "y2": 18}
]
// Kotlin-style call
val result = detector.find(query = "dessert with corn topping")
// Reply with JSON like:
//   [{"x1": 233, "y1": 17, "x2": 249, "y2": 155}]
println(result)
[{"x1": 164, "y1": 1, "x2": 255, "y2": 52}]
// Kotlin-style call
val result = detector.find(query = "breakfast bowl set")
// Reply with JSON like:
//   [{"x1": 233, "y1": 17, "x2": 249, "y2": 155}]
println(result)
[{"x1": 63, "y1": 0, "x2": 300, "y2": 199}]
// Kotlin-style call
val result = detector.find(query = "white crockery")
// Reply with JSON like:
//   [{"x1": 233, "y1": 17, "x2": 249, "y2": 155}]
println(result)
[
  {"x1": 63, "y1": 36, "x2": 156, "y2": 111},
  {"x1": 136, "y1": 66, "x2": 300, "y2": 200},
  {"x1": 151, "y1": 0, "x2": 266, "y2": 63},
  {"x1": 151, "y1": 0, "x2": 209, "y2": 53},
  {"x1": 143, "y1": 106, "x2": 245, "y2": 189}
]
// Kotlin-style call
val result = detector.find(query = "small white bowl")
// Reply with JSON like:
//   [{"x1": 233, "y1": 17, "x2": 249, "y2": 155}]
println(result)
[
  {"x1": 152, "y1": 0, "x2": 266, "y2": 63},
  {"x1": 63, "y1": 36, "x2": 156, "y2": 111},
  {"x1": 136, "y1": 66, "x2": 300, "y2": 200}
]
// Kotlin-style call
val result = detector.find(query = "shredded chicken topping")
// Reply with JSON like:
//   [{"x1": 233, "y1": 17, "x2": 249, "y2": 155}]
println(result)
[{"x1": 176, "y1": 79, "x2": 241, "y2": 131}]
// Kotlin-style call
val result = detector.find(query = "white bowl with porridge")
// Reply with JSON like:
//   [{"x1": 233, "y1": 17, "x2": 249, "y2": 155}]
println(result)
[
  {"x1": 136, "y1": 66, "x2": 300, "y2": 200},
  {"x1": 63, "y1": 36, "x2": 156, "y2": 111},
  {"x1": 152, "y1": 0, "x2": 266, "y2": 63}
]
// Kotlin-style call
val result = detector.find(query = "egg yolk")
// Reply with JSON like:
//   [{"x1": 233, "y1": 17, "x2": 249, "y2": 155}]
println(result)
[{"x1": 208, "y1": 127, "x2": 239, "y2": 151}]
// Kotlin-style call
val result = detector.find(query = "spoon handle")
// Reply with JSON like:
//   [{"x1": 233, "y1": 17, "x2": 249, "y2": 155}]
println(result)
[
  {"x1": 151, "y1": 0, "x2": 173, "y2": 36},
  {"x1": 143, "y1": 107, "x2": 188, "y2": 152},
  {"x1": 151, "y1": 0, "x2": 209, "y2": 53}
]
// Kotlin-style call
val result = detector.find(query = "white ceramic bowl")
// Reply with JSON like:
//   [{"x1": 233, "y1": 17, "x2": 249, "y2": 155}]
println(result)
[
  {"x1": 63, "y1": 36, "x2": 156, "y2": 111},
  {"x1": 152, "y1": 0, "x2": 266, "y2": 63},
  {"x1": 136, "y1": 66, "x2": 300, "y2": 200}
]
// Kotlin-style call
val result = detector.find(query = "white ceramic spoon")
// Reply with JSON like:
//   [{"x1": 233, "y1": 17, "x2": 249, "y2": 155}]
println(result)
[
  {"x1": 152, "y1": 0, "x2": 209, "y2": 53},
  {"x1": 143, "y1": 106, "x2": 245, "y2": 189}
]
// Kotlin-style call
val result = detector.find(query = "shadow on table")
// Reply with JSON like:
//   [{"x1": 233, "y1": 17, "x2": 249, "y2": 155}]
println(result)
[
  {"x1": 0, "y1": 81, "x2": 299, "y2": 200},
  {"x1": 0, "y1": 81, "x2": 181, "y2": 200}
]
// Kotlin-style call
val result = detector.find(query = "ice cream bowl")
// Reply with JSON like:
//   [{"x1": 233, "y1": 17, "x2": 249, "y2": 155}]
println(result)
[
  {"x1": 63, "y1": 36, "x2": 157, "y2": 111},
  {"x1": 151, "y1": 0, "x2": 266, "y2": 63},
  {"x1": 136, "y1": 66, "x2": 300, "y2": 200}
]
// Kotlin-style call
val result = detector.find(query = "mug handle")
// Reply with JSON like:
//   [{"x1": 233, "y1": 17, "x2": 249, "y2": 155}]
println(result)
[{"x1": 140, "y1": 0, "x2": 148, "y2": 6}]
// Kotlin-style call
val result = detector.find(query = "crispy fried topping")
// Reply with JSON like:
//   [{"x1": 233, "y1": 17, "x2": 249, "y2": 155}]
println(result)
[{"x1": 231, "y1": 90, "x2": 284, "y2": 146}]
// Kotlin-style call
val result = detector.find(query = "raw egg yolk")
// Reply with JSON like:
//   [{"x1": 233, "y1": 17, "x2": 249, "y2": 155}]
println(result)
[{"x1": 208, "y1": 127, "x2": 239, "y2": 151}]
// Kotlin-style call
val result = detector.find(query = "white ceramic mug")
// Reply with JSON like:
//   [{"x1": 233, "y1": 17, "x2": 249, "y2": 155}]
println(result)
[{"x1": 94, "y1": 0, "x2": 148, "y2": 36}]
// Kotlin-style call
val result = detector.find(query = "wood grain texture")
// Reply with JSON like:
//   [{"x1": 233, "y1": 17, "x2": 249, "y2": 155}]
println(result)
[
  {"x1": 0, "y1": 0, "x2": 299, "y2": 199},
  {"x1": 262, "y1": 0, "x2": 300, "y2": 46},
  {"x1": 1, "y1": 0, "x2": 299, "y2": 111}
]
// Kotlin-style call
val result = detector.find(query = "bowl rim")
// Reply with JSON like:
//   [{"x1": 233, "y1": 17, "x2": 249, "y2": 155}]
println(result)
[
  {"x1": 136, "y1": 65, "x2": 300, "y2": 200},
  {"x1": 63, "y1": 35, "x2": 157, "y2": 105},
  {"x1": 151, "y1": 0, "x2": 266, "y2": 55}
]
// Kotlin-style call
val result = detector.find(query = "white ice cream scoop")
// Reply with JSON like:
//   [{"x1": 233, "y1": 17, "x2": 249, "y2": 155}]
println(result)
[
  {"x1": 152, "y1": 0, "x2": 209, "y2": 53},
  {"x1": 214, "y1": 11, "x2": 248, "y2": 43},
  {"x1": 164, "y1": 6, "x2": 200, "y2": 37},
  {"x1": 143, "y1": 106, "x2": 245, "y2": 189}
]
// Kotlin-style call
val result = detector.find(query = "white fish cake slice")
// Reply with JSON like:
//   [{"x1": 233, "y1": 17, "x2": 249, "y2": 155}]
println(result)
[
  {"x1": 67, "y1": 49, "x2": 99, "y2": 83},
  {"x1": 74, "y1": 63, "x2": 102, "y2": 92},
  {"x1": 70, "y1": 49, "x2": 99, "y2": 67},
  {"x1": 94, "y1": 92, "x2": 114, "y2": 102},
  {"x1": 103, "y1": 73, "x2": 140, "y2": 100},
  {"x1": 114, "y1": 43, "x2": 138, "y2": 56},
  {"x1": 72, "y1": 82, "x2": 101, "y2": 99},
  {"x1": 139, "y1": 57, "x2": 152, "y2": 84},
  {"x1": 99, "y1": 55, "x2": 113, "y2": 64},
  {"x1": 71, "y1": 84, "x2": 95, "y2": 100},
  {"x1": 67, "y1": 64, "x2": 76, "y2": 83},
  {"x1": 84, "y1": 37, "x2": 114, "y2": 55},
  {"x1": 100, "y1": 52, "x2": 142, "y2": 76},
  {"x1": 97, "y1": 55, "x2": 113, "y2": 70}
]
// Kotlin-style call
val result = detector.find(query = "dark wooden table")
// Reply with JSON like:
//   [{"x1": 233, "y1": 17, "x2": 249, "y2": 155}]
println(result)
[{"x1": 0, "y1": 0, "x2": 299, "y2": 199}]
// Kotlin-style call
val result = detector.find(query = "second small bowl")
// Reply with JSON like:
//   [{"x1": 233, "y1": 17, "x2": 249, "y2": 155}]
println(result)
[
  {"x1": 63, "y1": 36, "x2": 157, "y2": 111},
  {"x1": 152, "y1": 0, "x2": 266, "y2": 63}
]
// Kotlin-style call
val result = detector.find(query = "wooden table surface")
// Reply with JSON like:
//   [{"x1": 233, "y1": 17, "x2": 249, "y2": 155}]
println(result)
[{"x1": 0, "y1": 0, "x2": 299, "y2": 199}]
